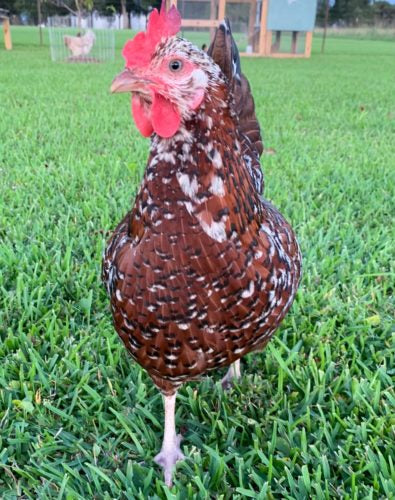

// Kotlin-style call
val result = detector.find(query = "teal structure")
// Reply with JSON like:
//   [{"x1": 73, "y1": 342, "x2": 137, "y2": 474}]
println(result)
[{"x1": 267, "y1": 0, "x2": 318, "y2": 32}]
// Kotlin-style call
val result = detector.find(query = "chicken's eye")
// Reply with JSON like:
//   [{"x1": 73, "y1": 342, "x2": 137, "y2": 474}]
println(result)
[{"x1": 169, "y1": 59, "x2": 183, "y2": 72}]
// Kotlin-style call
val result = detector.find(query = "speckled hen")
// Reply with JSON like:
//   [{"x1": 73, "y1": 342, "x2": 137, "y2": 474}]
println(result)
[{"x1": 102, "y1": 2, "x2": 301, "y2": 487}]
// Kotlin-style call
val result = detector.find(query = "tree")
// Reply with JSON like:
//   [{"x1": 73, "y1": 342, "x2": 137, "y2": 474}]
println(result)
[
  {"x1": 120, "y1": 0, "x2": 128, "y2": 29},
  {"x1": 316, "y1": 0, "x2": 328, "y2": 26},
  {"x1": 99, "y1": 0, "x2": 160, "y2": 16},
  {"x1": 372, "y1": 1, "x2": 395, "y2": 27},
  {"x1": 97, "y1": 0, "x2": 160, "y2": 28},
  {"x1": 44, "y1": 0, "x2": 94, "y2": 27},
  {"x1": 330, "y1": 0, "x2": 373, "y2": 26},
  {"x1": 5, "y1": 0, "x2": 158, "y2": 25},
  {"x1": 2, "y1": 0, "x2": 60, "y2": 23}
]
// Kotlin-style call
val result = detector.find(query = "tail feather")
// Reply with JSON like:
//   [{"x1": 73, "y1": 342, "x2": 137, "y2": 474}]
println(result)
[{"x1": 208, "y1": 19, "x2": 264, "y2": 171}]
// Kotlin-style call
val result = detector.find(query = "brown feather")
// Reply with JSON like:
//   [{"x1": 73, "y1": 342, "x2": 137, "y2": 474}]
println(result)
[
  {"x1": 103, "y1": 34, "x2": 301, "y2": 396},
  {"x1": 208, "y1": 20, "x2": 264, "y2": 159}
]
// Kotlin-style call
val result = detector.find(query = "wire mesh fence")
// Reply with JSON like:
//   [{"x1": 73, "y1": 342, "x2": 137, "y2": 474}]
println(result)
[
  {"x1": 177, "y1": 0, "x2": 263, "y2": 53},
  {"x1": 48, "y1": 17, "x2": 115, "y2": 63}
]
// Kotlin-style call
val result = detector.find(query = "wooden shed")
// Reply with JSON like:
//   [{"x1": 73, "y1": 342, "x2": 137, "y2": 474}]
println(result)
[{"x1": 168, "y1": 0, "x2": 317, "y2": 58}]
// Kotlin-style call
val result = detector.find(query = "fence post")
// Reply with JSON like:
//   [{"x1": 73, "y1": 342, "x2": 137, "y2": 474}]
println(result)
[{"x1": 3, "y1": 18, "x2": 12, "y2": 50}]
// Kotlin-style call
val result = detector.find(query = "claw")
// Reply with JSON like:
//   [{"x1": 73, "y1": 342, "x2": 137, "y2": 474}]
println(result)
[
  {"x1": 221, "y1": 359, "x2": 241, "y2": 391},
  {"x1": 154, "y1": 434, "x2": 185, "y2": 487},
  {"x1": 221, "y1": 376, "x2": 234, "y2": 391},
  {"x1": 155, "y1": 393, "x2": 185, "y2": 487}
]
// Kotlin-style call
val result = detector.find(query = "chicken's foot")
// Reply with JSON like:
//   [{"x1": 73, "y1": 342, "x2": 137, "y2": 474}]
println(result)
[
  {"x1": 154, "y1": 392, "x2": 184, "y2": 487},
  {"x1": 221, "y1": 359, "x2": 241, "y2": 390}
]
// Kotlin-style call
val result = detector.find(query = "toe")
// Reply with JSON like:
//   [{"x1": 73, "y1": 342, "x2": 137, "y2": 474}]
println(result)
[
  {"x1": 154, "y1": 442, "x2": 185, "y2": 486},
  {"x1": 221, "y1": 377, "x2": 234, "y2": 391},
  {"x1": 164, "y1": 469, "x2": 173, "y2": 487}
]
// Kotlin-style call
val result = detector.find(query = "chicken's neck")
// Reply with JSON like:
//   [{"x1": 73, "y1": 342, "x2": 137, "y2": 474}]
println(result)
[{"x1": 132, "y1": 93, "x2": 263, "y2": 242}]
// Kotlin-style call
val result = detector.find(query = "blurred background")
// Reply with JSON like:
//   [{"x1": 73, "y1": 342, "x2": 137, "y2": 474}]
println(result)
[{"x1": 1, "y1": 0, "x2": 395, "y2": 45}]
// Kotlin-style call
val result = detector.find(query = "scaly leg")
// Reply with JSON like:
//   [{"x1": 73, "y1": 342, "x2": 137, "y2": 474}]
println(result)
[
  {"x1": 221, "y1": 359, "x2": 241, "y2": 390},
  {"x1": 154, "y1": 392, "x2": 185, "y2": 487}
]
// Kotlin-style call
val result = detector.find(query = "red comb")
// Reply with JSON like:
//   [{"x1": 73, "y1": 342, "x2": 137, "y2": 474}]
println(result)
[{"x1": 122, "y1": 1, "x2": 181, "y2": 68}]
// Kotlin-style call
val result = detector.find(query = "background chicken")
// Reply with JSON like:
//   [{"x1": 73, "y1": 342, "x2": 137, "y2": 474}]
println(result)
[
  {"x1": 103, "y1": 3, "x2": 301, "y2": 486},
  {"x1": 64, "y1": 29, "x2": 95, "y2": 58}
]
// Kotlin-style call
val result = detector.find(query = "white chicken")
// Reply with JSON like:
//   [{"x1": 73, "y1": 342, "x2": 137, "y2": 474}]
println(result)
[{"x1": 64, "y1": 30, "x2": 95, "y2": 57}]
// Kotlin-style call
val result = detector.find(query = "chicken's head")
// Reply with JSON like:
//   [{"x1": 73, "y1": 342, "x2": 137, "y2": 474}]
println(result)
[{"x1": 111, "y1": 1, "x2": 221, "y2": 139}]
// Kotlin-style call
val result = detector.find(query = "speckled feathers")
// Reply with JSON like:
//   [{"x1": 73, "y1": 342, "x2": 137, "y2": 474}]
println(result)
[{"x1": 103, "y1": 21, "x2": 301, "y2": 395}]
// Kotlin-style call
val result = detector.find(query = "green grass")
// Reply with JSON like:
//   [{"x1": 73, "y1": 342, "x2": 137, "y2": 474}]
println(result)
[
  {"x1": 0, "y1": 26, "x2": 394, "y2": 499},
  {"x1": 314, "y1": 26, "x2": 395, "y2": 41}
]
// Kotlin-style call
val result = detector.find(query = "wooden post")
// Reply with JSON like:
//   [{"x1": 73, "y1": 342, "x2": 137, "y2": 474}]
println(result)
[
  {"x1": 182, "y1": 19, "x2": 219, "y2": 28},
  {"x1": 265, "y1": 30, "x2": 272, "y2": 55},
  {"x1": 291, "y1": 31, "x2": 298, "y2": 54},
  {"x1": 3, "y1": 18, "x2": 12, "y2": 50},
  {"x1": 210, "y1": 0, "x2": 217, "y2": 40},
  {"x1": 321, "y1": 0, "x2": 330, "y2": 53},
  {"x1": 272, "y1": 30, "x2": 281, "y2": 53},
  {"x1": 247, "y1": 0, "x2": 257, "y2": 51},
  {"x1": 218, "y1": 0, "x2": 226, "y2": 21},
  {"x1": 304, "y1": 31, "x2": 313, "y2": 57},
  {"x1": 258, "y1": 0, "x2": 269, "y2": 56},
  {"x1": 37, "y1": 0, "x2": 43, "y2": 46}
]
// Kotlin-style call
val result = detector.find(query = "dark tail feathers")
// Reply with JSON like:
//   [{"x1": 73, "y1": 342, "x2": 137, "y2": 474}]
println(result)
[{"x1": 208, "y1": 19, "x2": 264, "y2": 193}]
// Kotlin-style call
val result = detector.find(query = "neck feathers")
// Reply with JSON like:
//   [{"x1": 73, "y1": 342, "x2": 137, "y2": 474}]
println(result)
[{"x1": 131, "y1": 86, "x2": 261, "y2": 245}]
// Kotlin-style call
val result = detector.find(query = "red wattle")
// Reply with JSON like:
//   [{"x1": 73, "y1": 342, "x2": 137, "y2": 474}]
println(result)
[
  {"x1": 151, "y1": 93, "x2": 181, "y2": 138},
  {"x1": 132, "y1": 96, "x2": 154, "y2": 137}
]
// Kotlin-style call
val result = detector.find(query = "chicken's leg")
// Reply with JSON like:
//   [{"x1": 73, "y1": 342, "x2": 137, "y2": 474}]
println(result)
[
  {"x1": 154, "y1": 392, "x2": 184, "y2": 487},
  {"x1": 221, "y1": 359, "x2": 241, "y2": 390}
]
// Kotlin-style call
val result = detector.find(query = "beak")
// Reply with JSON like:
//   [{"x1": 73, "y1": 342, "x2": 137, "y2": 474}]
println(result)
[
  {"x1": 111, "y1": 69, "x2": 138, "y2": 93},
  {"x1": 111, "y1": 69, "x2": 154, "y2": 95}
]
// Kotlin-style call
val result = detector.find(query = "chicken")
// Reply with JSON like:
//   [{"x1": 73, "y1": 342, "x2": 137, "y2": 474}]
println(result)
[
  {"x1": 103, "y1": 2, "x2": 301, "y2": 487},
  {"x1": 64, "y1": 29, "x2": 95, "y2": 57}
]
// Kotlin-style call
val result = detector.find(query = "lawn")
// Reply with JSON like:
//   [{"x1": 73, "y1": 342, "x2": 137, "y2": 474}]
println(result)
[{"x1": 0, "y1": 26, "x2": 394, "y2": 499}]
